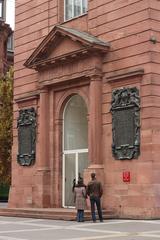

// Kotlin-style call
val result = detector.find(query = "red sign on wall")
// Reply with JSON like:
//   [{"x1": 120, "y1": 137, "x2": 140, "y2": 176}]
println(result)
[{"x1": 123, "y1": 171, "x2": 130, "y2": 183}]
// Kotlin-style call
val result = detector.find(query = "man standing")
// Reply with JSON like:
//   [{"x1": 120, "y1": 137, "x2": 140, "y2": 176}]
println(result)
[{"x1": 86, "y1": 173, "x2": 103, "y2": 222}]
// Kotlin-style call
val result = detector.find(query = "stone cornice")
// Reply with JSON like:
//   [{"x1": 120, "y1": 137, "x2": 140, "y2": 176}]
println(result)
[
  {"x1": 14, "y1": 91, "x2": 40, "y2": 103},
  {"x1": 30, "y1": 48, "x2": 95, "y2": 70},
  {"x1": 106, "y1": 68, "x2": 144, "y2": 83}
]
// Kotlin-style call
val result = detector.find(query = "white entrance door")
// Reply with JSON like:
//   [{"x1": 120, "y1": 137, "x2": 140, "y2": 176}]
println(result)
[
  {"x1": 63, "y1": 150, "x2": 88, "y2": 207},
  {"x1": 62, "y1": 95, "x2": 88, "y2": 208}
]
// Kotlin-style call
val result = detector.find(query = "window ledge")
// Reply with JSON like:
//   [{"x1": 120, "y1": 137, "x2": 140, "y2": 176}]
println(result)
[{"x1": 64, "y1": 12, "x2": 88, "y2": 23}]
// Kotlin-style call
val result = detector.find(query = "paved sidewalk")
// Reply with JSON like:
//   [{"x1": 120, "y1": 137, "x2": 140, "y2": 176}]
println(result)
[
  {"x1": 0, "y1": 202, "x2": 7, "y2": 208},
  {"x1": 0, "y1": 216, "x2": 160, "y2": 240}
]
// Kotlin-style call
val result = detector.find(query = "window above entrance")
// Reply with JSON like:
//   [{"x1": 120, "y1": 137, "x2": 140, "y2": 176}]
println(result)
[
  {"x1": 64, "y1": 0, "x2": 88, "y2": 21},
  {"x1": 63, "y1": 95, "x2": 88, "y2": 150}
]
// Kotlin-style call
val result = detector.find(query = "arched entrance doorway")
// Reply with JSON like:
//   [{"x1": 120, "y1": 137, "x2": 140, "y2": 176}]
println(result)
[{"x1": 62, "y1": 94, "x2": 88, "y2": 207}]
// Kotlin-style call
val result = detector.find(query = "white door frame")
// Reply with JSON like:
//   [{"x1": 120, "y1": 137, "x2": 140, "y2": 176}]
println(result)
[
  {"x1": 62, "y1": 148, "x2": 88, "y2": 208},
  {"x1": 62, "y1": 95, "x2": 88, "y2": 208}
]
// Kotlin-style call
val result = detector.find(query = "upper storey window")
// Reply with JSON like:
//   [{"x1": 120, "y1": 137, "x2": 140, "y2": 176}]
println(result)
[
  {"x1": 0, "y1": 0, "x2": 6, "y2": 20},
  {"x1": 64, "y1": 0, "x2": 87, "y2": 21},
  {"x1": 7, "y1": 34, "x2": 14, "y2": 52},
  {"x1": 0, "y1": 0, "x2": 4, "y2": 18}
]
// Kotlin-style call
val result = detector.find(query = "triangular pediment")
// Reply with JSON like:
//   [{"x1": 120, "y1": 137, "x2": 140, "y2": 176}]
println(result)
[
  {"x1": 48, "y1": 37, "x2": 85, "y2": 59},
  {"x1": 24, "y1": 25, "x2": 110, "y2": 70}
]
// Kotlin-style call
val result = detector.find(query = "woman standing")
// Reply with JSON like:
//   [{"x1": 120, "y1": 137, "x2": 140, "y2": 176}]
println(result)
[{"x1": 74, "y1": 179, "x2": 86, "y2": 222}]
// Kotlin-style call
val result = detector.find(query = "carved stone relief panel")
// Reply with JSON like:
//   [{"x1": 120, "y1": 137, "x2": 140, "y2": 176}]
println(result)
[
  {"x1": 111, "y1": 87, "x2": 140, "y2": 160},
  {"x1": 17, "y1": 107, "x2": 36, "y2": 166}
]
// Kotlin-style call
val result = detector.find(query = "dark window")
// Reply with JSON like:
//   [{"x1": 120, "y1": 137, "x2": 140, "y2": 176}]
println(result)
[{"x1": 7, "y1": 34, "x2": 14, "y2": 51}]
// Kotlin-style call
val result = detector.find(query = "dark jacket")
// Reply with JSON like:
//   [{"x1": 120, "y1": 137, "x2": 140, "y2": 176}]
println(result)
[{"x1": 86, "y1": 179, "x2": 103, "y2": 198}]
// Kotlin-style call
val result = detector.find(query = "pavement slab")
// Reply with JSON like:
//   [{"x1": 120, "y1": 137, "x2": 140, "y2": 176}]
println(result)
[{"x1": 0, "y1": 217, "x2": 160, "y2": 240}]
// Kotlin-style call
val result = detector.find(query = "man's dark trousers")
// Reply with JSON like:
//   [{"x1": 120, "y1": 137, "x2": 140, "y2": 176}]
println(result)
[{"x1": 90, "y1": 196, "x2": 103, "y2": 222}]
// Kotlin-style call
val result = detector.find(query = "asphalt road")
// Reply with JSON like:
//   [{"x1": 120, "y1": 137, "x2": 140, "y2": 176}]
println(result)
[{"x1": 0, "y1": 216, "x2": 159, "y2": 240}]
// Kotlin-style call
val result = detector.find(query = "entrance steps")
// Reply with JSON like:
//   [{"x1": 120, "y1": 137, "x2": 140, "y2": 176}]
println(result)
[{"x1": 0, "y1": 207, "x2": 117, "y2": 221}]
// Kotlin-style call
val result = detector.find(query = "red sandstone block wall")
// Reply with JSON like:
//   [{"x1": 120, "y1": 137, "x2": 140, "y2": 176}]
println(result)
[
  {"x1": 91, "y1": 0, "x2": 160, "y2": 216},
  {"x1": 15, "y1": 0, "x2": 156, "y2": 99},
  {"x1": 15, "y1": 0, "x2": 157, "y2": 99},
  {"x1": 12, "y1": 1, "x2": 58, "y2": 207},
  {"x1": 13, "y1": 0, "x2": 160, "y2": 213}
]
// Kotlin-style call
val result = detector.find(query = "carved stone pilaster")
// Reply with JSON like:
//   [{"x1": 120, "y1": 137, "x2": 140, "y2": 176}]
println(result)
[
  {"x1": 89, "y1": 74, "x2": 102, "y2": 164},
  {"x1": 39, "y1": 88, "x2": 49, "y2": 169}
]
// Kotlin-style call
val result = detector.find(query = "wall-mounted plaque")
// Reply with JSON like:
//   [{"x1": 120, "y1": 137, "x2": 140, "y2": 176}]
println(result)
[
  {"x1": 17, "y1": 107, "x2": 36, "y2": 166},
  {"x1": 111, "y1": 87, "x2": 140, "y2": 160}
]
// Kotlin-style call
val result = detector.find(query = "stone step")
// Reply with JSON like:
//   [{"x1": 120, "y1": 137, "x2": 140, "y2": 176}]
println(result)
[{"x1": 0, "y1": 208, "x2": 117, "y2": 221}]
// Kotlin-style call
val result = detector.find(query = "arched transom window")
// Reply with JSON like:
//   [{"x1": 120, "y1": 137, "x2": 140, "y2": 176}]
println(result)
[{"x1": 63, "y1": 94, "x2": 88, "y2": 150}]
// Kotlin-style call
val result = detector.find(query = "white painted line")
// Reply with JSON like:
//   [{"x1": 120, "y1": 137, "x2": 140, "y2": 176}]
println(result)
[
  {"x1": 139, "y1": 233, "x2": 160, "y2": 238},
  {"x1": 59, "y1": 233, "x2": 129, "y2": 240},
  {"x1": 137, "y1": 220, "x2": 160, "y2": 224},
  {"x1": 0, "y1": 236, "x2": 28, "y2": 240},
  {"x1": 70, "y1": 220, "x2": 133, "y2": 228},
  {"x1": 0, "y1": 219, "x2": 43, "y2": 224},
  {"x1": 0, "y1": 225, "x2": 128, "y2": 235},
  {"x1": 18, "y1": 219, "x2": 43, "y2": 223},
  {"x1": 140, "y1": 230, "x2": 160, "y2": 234},
  {"x1": 0, "y1": 221, "x2": 10, "y2": 224},
  {"x1": 0, "y1": 227, "x2": 61, "y2": 234},
  {"x1": 67, "y1": 226, "x2": 124, "y2": 234},
  {"x1": 0, "y1": 219, "x2": 62, "y2": 228},
  {"x1": 10, "y1": 221, "x2": 62, "y2": 228}
]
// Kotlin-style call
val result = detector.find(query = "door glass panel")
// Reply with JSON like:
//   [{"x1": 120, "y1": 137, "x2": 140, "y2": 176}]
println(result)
[
  {"x1": 78, "y1": 152, "x2": 89, "y2": 180},
  {"x1": 64, "y1": 153, "x2": 75, "y2": 207},
  {"x1": 64, "y1": 95, "x2": 88, "y2": 150}
]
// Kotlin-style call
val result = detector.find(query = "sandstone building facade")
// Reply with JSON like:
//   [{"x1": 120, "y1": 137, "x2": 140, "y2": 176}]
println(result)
[
  {"x1": 0, "y1": 0, "x2": 13, "y2": 76},
  {"x1": 0, "y1": 22, "x2": 12, "y2": 76},
  {"x1": 9, "y1": 0, "x2": 160, "y2": 219}
]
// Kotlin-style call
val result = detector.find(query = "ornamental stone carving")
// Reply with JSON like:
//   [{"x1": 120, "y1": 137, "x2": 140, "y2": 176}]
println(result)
[
  {"x1": 17, "y1": 107, "x2": 36, "y2": 166},
  {"x1": 111, "y1": 87, "x2": 140, "y2": 160}
]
